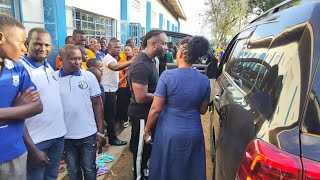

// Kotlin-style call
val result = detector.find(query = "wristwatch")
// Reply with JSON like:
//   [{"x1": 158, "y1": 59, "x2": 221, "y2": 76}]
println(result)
[{"x1": 97, "y1": 132, "x2": 106, "y2": 139}]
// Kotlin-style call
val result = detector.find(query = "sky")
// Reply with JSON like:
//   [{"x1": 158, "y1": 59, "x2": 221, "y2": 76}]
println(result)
[{"x1": 178, "y1": 0, "x2": 212, "y2": 40}]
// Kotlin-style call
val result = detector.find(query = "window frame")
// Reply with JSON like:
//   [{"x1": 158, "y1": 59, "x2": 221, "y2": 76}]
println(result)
[{"x1": 72, "y1": 9, "x2": 114, "y2": 41}]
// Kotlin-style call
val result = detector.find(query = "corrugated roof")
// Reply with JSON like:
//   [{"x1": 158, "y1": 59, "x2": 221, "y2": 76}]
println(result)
[{"x1": 160, "y1": 0, "x2": 187, "y2": 20}]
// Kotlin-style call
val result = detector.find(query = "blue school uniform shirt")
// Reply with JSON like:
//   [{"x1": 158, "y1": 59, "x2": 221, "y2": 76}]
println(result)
[
  {"x1": 0, "y1": 59, "x2": 37, "y2": 163},
  {"x1": 95, "y1": 51, "x2": 105, "y2": 60}
]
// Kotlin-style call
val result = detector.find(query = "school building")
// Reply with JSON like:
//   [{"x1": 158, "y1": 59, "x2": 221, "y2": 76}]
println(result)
[{"x1": 1, "y1": 0, "x2": 186, "y2": 49}]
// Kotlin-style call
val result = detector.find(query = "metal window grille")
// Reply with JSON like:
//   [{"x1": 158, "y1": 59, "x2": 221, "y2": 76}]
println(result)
[
  {"x1": 130, "y1": 23, "x2": 139, "y2": 45},
  {"x1": 141, "y1": 27, "x2": 146, "y2": 37},
  {"x1": 0, "y1": 0, "x2": 12, "y2": 16},
  {"x1": 72, "y1": 9, "x2": 113, "y2": 41}
]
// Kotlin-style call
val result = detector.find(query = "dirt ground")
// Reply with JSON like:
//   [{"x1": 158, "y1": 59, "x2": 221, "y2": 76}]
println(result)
[{"x1": 104, "y1": 112, "x2": 213, "y2": 180}]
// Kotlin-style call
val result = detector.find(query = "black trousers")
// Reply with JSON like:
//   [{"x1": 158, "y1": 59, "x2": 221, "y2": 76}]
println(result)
[
  {"x1": 104, "y1": 92, "x2": 117, "y2": 141},
  {"x1": 130, "y1": 117, "x2": 152, "y2": 180},
  {"x1": 116, "y1": 87, "x2": 130, "y2": 123}
]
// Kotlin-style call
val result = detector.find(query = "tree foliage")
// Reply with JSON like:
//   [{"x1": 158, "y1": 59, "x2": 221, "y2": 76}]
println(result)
[
  {"x1": 205, "y1": 0, "x2": 248, "y2": 46},
  {"x1": 248, "y1": 0, "x2": 286, "y2": 15}
]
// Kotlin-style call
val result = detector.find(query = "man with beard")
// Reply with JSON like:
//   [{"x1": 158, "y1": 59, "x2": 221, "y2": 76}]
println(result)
[
  {"x1": 21, "y1": 28, "x2": 66, "y2": 180},
  {"x1": 127, "y1": 30, "x2": 168, "y2": 180}
]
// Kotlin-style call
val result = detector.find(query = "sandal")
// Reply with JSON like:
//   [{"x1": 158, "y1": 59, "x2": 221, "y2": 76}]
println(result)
[
  {"x1": 97, "y1": 167, "x2": 108, "y2": 176},
  {"x1": 123, "y1": 121, "x2": 129, "y2": 128},
  {"x1": 104, "y1": 143, "x2": 111, "y2": 148},
  {"x1": 96, "y1": 160, "x2": 105, "y2": 168},
  {"x1": 98, "y1": 153, "x2": 114, "y2": 163},
  {"x1": 59, "y1": 165, "x2": 65, "y2": 173}
]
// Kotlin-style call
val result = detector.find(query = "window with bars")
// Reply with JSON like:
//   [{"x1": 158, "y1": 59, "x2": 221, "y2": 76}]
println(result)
[
  {"x1": 72, "y1": 9, "x2": 113, "y2": 41},
  {"x1": 130, "y1": 23, "x2": 139, "y2": 45},
  {"x1": 0, "y1": 0, "x2": 12, "y2": 16},
  {"x1": 141, "y1": 27, "x2": 146, "y2": 37}
]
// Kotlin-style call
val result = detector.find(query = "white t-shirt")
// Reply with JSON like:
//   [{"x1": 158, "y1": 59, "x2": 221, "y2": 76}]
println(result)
[
  {"x1": 21, "y1": 57, "x2": 66, "y2": 144},
  {"x1": 101, "y1": 54, "x2": 119, "y2": 92},
  {"x1": 54, "y1": 69, "x2": 101, "y2": 139}
]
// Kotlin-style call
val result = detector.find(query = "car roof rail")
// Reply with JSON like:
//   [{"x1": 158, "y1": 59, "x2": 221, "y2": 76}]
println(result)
[{"x1": 249, "y1": 0, "x2": 297, "y2": 24}]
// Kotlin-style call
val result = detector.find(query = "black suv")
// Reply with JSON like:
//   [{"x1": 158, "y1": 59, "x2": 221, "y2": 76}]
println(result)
[{"x1": 208, "y1": 0, "x2": 320, "y2": 179}]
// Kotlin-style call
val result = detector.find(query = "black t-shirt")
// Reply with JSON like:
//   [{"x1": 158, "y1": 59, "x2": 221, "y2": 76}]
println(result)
[{"x1": 127, "y1": 52, "x2": 159, "y2": 119}]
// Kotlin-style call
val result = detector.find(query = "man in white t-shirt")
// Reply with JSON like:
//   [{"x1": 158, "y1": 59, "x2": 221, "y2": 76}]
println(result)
[
  {"x1": 56, "y1": 44, "x2": 105, "y2": 180},
  {"x1": 21, "y1": 28, "x2": 66, "y2": 180},
  {"x1": 101, "y1": 39, "x2": 132, "y2": 146}
]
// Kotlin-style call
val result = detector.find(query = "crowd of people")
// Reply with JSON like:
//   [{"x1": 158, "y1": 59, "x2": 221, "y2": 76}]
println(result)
[{"x1": 0, "y1": 13, "x2": 211, "y2": 180}]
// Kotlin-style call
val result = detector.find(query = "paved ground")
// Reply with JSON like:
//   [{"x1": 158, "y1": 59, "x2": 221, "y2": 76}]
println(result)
[
  {"x1": 58, "y1": 112, "x2": 214, "y2": 180},
  {"x1": 57, "y1": 126, "x2": 132, "y2": 180},
  {"x1": 104, "y1": 112, "x2": 213, "y2": 180}
]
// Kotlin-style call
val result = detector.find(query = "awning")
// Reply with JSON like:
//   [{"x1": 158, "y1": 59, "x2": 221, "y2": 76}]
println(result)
[
  {"x1": 140, "y1": 30, "x2": 192, "y2": 41},
  {"x1": 162, "y1": 30, "x2": 191, "y2": 39},
  {"x1": 160, "y1": 0, "x2": 187, "y2": 20}
]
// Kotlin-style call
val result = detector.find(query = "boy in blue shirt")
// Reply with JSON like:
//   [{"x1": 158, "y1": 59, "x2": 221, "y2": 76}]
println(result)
[{"x1": 0, "y1": 14, "x2": 43, "y2": 180}]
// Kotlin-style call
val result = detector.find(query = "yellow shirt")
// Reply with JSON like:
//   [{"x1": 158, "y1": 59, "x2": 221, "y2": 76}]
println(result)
[
  {"x1": 87, "y1": 49, "x2": 96, "y2": 59},
  {"x1": 81, "y1": 62, "x2": 88, "y2": 70},
  {"x1": 215, "y1": 47, "x2": 223, "y2": 60}
]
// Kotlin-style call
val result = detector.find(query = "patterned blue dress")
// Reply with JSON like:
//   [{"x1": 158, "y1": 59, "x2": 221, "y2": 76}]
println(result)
[{"x1": 149, "y1": 68, "x2": 211, "y2": 180}]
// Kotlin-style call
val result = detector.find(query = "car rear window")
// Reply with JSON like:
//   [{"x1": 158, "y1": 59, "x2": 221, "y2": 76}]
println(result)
[{"x1": 301, "y1": 70, "x2": 320, "y2": 135}]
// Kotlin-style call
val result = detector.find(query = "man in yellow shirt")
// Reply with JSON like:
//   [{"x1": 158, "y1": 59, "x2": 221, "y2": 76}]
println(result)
[
  {"x1": 215, "y1": 46, "x2": 223, "y2": 60},
  {"x1": 73, "y1": 29, "x2": 95, "y2": 59}
]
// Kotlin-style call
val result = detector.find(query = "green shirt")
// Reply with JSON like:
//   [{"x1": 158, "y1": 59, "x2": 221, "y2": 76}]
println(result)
[{"x1": 166, "y1": 52, "x2": 174, "y2": 63}]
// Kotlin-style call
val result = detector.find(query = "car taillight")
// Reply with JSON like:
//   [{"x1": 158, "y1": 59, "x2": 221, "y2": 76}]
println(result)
[
  {"x1": 236, "y1": 139, "x2": 303, "y2": 180},
  {"x1": 302, "y1": 157, "x2": 320, "y2": 180}
]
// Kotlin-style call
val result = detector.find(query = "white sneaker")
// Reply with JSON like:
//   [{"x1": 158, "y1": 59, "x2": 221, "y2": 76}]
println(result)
[
  {"x1": 143, "y1": 168, "x2": 149, "y2": 177},
  {"x1": 124, "y1": 121, "x2": 130, "y2": 128}
]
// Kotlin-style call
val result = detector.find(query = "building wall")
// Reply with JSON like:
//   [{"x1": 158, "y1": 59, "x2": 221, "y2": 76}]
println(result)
[
  {"x1": 124, "y1": 0, "x2": 180, "y2": 45},
  {"x1": 130, "y1": 0, "x2": 147, "y2": 28},
  {"x1": 149, "y1": 0, "x2": 178, "y2": 30},
  {"x1": 65, "y1": 0, "x2": 121, "y2": 20},
  {"x1": 129, "y1": 0, "x2": 179, "y2": 30},
  {"x1": 2, "y1": 0, "x2": 181, "y2": 51},
  {"x1": 65, "y1": 0, "x2": 121, "y2": 41},
  {"x1": 21, "y1": 0, "x2": 44, "y2": 24}
]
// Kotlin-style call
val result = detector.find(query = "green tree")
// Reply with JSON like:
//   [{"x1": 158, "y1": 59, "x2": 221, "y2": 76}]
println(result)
[
  {"x1": 205, "y1": 0, "x2": 248, "y2": 46},
  {"x1": 248, "y1": 0, "x2": 286, "y2": 15}
]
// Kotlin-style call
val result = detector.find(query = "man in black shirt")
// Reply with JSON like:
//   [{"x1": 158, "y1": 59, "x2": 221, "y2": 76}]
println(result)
[{"x1": 127, "y1": 30, "x2": 168, "y2": 180}]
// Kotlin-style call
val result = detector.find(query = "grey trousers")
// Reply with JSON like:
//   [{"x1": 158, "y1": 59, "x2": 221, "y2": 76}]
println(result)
[{"x1": 0, "y1": 152, "x2": 27, "y2": 180}]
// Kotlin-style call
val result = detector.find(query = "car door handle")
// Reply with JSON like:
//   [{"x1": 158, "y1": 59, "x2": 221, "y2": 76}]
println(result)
[
  {"x1": 234, "y1": 79, "x2": 243, "y2": 87},
  {"x1": 215, "y1": 95, "x2": 220, "y2": 102}
]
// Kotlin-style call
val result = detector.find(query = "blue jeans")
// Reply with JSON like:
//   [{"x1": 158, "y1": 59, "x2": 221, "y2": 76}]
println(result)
[
  {"x1": 27, "y1": 136, "x2": 64, "y2": 180},
  {"x1": 64, "y1": 134, "x2": 97, "y2": 180}
]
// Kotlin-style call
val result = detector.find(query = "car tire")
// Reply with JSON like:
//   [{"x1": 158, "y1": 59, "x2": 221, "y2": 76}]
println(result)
[
  {"x1": 212, "y1": 153, "x2": 216, "y2": 180},
  {"x1": 209, "y1": 106, "x2": 215, "y2": 162}
]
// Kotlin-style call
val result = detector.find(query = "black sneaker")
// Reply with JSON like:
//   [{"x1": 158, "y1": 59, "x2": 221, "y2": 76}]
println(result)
[{"x1": 109, "y1": 138, "x2": 127, "y2": 146}]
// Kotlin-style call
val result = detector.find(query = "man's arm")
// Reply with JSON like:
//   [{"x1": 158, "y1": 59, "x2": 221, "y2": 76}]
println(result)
[
  {"x1": 108, "y1": 61, "x2": 132, "y2": 71},
  {"x1": 132, "y1": 83, "x2": 154, "y2": 104},
  {"x1": 144, "y1": 96, "x2": 166, "y2": 141},
  {"x1": 23, "y1": 125, "x2": 50, "y2": 167},
  {"x1": 92, "y1": 97, "x2": 106, "y2": 149},
  {"x1": 92, "y1": 97, "x2": 105, "y2": 135},
  {"x1": 0, "y1": 88, "x2": 43, "y2": 122}
]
